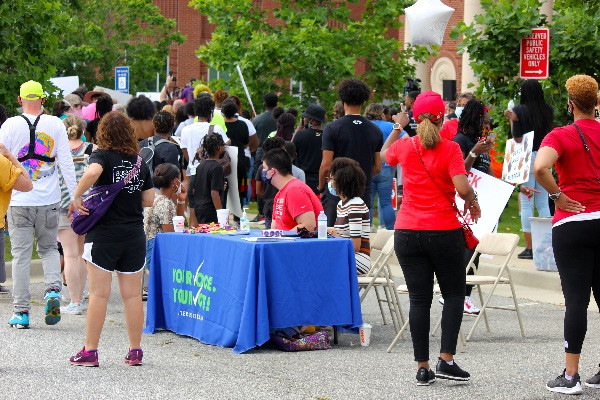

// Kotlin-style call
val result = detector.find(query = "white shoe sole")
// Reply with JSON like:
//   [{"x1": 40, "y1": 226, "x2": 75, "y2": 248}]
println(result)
[
  {"x1": 546, "y1": 382, "x2": 583, "y2": 395},
  {"x1": 584, "y1": 382, "x2": 600, "y2": 389},
  {"x1": 416, "y1": 378, "x2": 436, "y2": 386},
  {"x1": 435, "y1": 372, "x2": 470, "y2": 381}
]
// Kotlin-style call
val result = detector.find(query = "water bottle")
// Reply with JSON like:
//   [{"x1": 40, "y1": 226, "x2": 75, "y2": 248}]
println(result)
[
  {"x1": 317, "y1": 211, "x2": 327, "y2": 240},
  {"x1": 240, "y1": 207, "x2": 250, "y2": 233},
  {"x1": 507, "y1": 100, "x2": 515, "y2": 111}
]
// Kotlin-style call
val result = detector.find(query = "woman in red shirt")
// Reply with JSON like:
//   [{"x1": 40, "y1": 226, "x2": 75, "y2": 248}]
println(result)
[
  {"x1": 381, "y1": 91, "x2": 480, "y2": 386},
  {"x1": 535, "y1": 75, "x2": 600, "y2": 395}
]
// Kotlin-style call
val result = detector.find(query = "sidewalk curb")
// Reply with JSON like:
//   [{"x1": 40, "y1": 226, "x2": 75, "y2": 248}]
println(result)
[{"x1": 4, "y1": 259, "x2": 44, "y2": 283}]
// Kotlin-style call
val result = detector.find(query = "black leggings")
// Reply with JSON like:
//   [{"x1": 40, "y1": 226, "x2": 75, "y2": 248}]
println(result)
[
  {"x1": 395, "y1": 229, "x2": 466, "y2": 362},
  {"x1": 553, "y1": 219, "x2": 600, "y2": 354}
]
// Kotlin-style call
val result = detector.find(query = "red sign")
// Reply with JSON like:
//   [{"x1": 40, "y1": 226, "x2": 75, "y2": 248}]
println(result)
[{"x1": 520, "y1": 27, "x2": 550, "y2": 79}]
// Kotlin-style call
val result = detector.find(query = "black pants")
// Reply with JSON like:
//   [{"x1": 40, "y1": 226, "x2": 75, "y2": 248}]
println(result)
[
  {"x1": 395, "y1": 229, "x2": 466, "y2": 362},
  {"x1": 553, "y1": 219, "x2": 600, "y2": 354}
]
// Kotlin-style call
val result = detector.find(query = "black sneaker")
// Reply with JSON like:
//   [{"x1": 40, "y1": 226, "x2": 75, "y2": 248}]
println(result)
[
  {"x1": 517, "y1": 248, "x2": 533, "y2": 259},
  {"x1": 250, "y1": 214, "x2": 264, "y2": 223},
  {"x1": 435, "y1": 358, "x2": 470, "y2": 381},
  {"x1": 416, "y1": 367, "x2": 436, "y2": 386},
  {"x1": 585, "y1": 364, "x2": 600, "y2": 389},
  {"x1": 546, "y1": 369, "x2": 582, "y2": 394}
]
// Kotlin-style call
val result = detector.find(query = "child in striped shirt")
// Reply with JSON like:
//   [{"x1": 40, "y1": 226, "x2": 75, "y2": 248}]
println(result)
[{"x1": 327, "y1": 157, "x2": 371, "y2": 275}]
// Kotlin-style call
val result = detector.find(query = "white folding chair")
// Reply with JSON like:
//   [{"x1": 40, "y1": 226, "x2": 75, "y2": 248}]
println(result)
[
  {"x1": 431, "y1": 233, "x2": 525, "y2": 343},
  {"x1": 461, "y1": 232, "x2": 525, "y2": 341},
  {"x1": 358, "y1": 234, "x2": 405, "y2": 333}
]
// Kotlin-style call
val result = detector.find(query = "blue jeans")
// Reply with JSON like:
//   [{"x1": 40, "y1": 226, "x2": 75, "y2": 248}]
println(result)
[
  {"x1": 520, "y1": 151, "x2": 550, "y2": 232},
  {"x1": 145, "y1": 238, "x2": 155, "y2": 270},
  {"x1": 370, "y1": 166, "x2": 396, "y2": 230}
]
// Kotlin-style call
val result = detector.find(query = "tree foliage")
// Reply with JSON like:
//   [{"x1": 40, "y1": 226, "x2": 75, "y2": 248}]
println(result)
[
  {"x1": 0, "y1": 0, "x2": 184, "y2": 112},
  {"x1": 190, "y1": 0, "x2": 430, "y2": 113},
  {"x1": 55, "y1": 0, "x2": 185, "y2": 95},
  {"x1": 0, "y1": 0, "x2": 74, "y2": 108},
  {"x1": 451, "y1": 0, "x2": 600, "y2": 144}
]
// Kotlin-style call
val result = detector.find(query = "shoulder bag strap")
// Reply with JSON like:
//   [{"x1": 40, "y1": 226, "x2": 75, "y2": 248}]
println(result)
[
  {"x1": 410, "y1": 136, "x2": 466, "y2": 219},
  {"x1": 572, "y1": 123, "x2": 600, "y2": 185},
  {"x1": 208, "y1": 124, "x2": 214, "y2": 136},
  {"x1": 122, "y1": 155, "x2": 142, "y2": 186}
]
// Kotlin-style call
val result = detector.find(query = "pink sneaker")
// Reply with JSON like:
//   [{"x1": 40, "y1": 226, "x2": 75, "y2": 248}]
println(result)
[
  {"x1": 70, "y1": 347, "x2": 99, "y2": 367},
  {"x1": 124, "y1": 348, "x2": 143, "y2": 366}
]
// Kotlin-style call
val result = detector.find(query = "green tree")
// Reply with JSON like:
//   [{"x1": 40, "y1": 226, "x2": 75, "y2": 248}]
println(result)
[
  {"x1": 190, "y1": 0, "x2": 430, "y2": 113},
  {"x1": 451, "y1": 0, "x2": 600, "y2": 145},
  {"x1": 54, "y1": 0, "x2": 185, "y2": 95},
  {"x1": 0, "y1": 0, "x2": 75, "y2": 109}
]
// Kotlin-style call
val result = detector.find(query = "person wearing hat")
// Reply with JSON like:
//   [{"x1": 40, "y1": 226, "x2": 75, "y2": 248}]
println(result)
[
  {"x1": 64, "y1": 93, "x2": 84, "y2": 118},
  {"x1": 293, "y1": 104, "x2": 326, "y2": 194},
  {"x1": 81, "y1": 89, "x2": 106, "y2": 121},
  {"x1": 0, "y1": 80, "x2": 77, "y2": 328},
  {"x1": 381, "y1": 90, "x2": 480, "y2": 385}
]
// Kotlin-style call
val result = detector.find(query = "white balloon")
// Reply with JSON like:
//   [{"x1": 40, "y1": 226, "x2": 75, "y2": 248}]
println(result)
[{"x1": 405, "y1": 0, "x2": 455, "y2": 46}]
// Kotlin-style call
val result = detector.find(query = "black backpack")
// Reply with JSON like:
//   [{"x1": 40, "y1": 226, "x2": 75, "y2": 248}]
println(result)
[
  {"x1": 17, "y1": 115, "x2": 56, "y2": 163},
  {"x1": 140, "y1": 136, "x2": 174, "y2": 172}
]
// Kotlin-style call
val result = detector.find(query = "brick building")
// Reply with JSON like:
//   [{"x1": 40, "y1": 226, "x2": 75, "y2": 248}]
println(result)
[{"x1": 154, "y1": 0, "x2": 553, "y2": 98}]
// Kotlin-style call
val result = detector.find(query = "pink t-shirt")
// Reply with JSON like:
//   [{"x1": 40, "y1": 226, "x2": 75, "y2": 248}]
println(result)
[
  {"x1": 81, "y1": 103, "x2": 96, "y2": 120},
  {"x1": 385, "y1": 136, "x2": 467, "y2": 230},
  {"x1": 540, "y1": 119, "x2": 600, "y2": 224},
  {"x1": 273, "y1": 178, "x2": 323, "y2": 231}
]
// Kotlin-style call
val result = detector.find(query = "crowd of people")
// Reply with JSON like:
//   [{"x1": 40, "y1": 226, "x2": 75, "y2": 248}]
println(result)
[{"x1": 0, "y1": 72, "x2": 598, "y2": 394}]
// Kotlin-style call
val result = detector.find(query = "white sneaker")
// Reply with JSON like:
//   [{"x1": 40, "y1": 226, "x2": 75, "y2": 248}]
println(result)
[
  {"x1": 79, "y1": 299, "x2": 88, "y2": 311},
  {"x1": 464, "y1": 296, "x2": 480, "y2": 315},
  {"x1": 438, "y1": 297, "x2": 444, "y2": 306},
  {"x1": 60, "y1": 302, "x2": 84, "y2": 315}
]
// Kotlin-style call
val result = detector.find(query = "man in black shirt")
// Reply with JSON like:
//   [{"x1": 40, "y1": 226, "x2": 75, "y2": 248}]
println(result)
[
  {"x1": 293, "y1": 104, "x2": 326, "y2": 194},
  {"x1": 403, "y1": 90, "x2": 419, "y2": 137},
  {"x1": 318, "y1": 79, "x2": 383, "y2": 226}
]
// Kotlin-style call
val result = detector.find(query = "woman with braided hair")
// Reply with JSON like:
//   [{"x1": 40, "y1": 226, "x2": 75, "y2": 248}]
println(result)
[{"x1": 193, "y1": 133, "x2": 226, "y2": 224}]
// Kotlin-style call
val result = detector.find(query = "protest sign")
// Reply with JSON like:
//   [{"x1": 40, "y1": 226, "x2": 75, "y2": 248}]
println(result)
[
  {"x1": 501, "y1": 131, "x2": 534, "y2": 184},
  {"x1": 455, "y1": 169, "x2": 514, "y2": 240}
]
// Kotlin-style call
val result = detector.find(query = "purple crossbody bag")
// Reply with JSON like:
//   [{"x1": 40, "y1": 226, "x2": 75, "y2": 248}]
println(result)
[{"x1": 71, "y1": 155, "x2": 142, "y2": 235}]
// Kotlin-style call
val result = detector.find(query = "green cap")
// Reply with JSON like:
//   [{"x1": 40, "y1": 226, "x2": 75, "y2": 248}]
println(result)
[{"x1": 20, "y1": 80, "x2": 46, "y2": 100}]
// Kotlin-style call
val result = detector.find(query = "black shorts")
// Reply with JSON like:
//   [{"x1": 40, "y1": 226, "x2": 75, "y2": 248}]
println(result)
[{"x1": 83, "y1": 235, "x2": 145, "y2": 274}]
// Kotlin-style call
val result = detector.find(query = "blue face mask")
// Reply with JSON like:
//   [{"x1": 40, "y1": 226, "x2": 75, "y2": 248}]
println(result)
[
  {"x1": 261, "y1": 169, "x2": 272, "y2": 184},
  {"x1": 455, "y1": 106, "x2": 464, "y2": 118},
  {"x1": 328, "y1": 181, "x2": 337, "y2": 197},
  {"x1": 81, "y1": 134, "x2": 87, "y2": 142}
]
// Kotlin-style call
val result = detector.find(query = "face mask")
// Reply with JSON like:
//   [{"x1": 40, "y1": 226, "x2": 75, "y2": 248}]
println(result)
[
  {"x1": 261, "y1": 169, "x2": 272, "y2": 184},
  {"x1": 73, "y1": 108, "x2": 83, "y2": 118},
  {"x1": 455, "y1": 107, "x2": 464, "y2": 118},
  {"x1": 328, "y1": 181, "x2": 337, "y2": 197},
  {"x1": 81, "y1": 134, "x2": 87, "y2": 143}
]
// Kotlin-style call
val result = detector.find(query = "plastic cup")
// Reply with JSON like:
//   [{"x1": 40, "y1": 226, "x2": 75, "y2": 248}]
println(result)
[
  {"x1": 173, "y1": 216, "x2": 185, "y2": 233},
  {"x1": 216, "y1": 209, "x2": 229, "y2": 226},
  {"x1": 359, "y1": 323, "x2": 372, "y2": 347}
]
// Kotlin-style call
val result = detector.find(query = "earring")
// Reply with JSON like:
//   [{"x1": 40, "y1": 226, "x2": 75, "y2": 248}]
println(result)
[{"x1": 595, "y1": 109, "x2": 599, "y2": 118}]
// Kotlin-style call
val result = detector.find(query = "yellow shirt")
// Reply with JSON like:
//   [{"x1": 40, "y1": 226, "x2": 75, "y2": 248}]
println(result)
[{"x1": 0, "y1": 155, "x2": 21, "y2": 229}]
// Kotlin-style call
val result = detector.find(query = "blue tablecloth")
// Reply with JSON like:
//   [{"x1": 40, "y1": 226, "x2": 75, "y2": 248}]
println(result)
[{"x1": 144, "y1": 230, "x2": 363, "y2": 353}]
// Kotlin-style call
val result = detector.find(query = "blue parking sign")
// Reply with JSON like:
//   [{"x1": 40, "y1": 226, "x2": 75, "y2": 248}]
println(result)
[{"x1": 115, "y1": 66, "x2": 129, "y2": 94}]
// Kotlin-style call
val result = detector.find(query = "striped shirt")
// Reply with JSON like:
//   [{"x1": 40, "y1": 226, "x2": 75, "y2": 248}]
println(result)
[{"x1": 334, "y1": 197, "x2": 371, "y2": 275}]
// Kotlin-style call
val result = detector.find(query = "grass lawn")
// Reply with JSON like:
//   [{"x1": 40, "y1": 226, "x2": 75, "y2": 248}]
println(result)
[
  {"x1": 497, "y1": 192, "x2": 526, "y2": 247},
  {"x1": 4, "y1": 235, "x2": 39, "y2": 262}
]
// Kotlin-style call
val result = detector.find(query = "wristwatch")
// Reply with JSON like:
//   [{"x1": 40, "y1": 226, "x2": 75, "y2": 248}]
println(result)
[
  {"x1": 392, "y1": 123, "x2": 402, "y2": 130},
  {"x1": 549, "y1": 191, "x2": 562, "y2": 201},
  {"x1": 468, "y1": 151, "x2": 477, "y2": 159}
]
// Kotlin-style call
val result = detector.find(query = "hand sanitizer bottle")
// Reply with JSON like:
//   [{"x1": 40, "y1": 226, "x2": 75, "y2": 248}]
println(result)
[
  {"x1": 318, "y1": 210, "x2": 327, "y2": 239},
  {"x1": 240, "y1": 207, "x2": 250, "y2": 233}
]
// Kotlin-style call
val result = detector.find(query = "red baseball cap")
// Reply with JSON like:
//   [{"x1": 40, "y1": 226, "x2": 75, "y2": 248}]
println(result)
[{"x1": 412, "y1": 90, "x2": 445, "y2": 123}]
